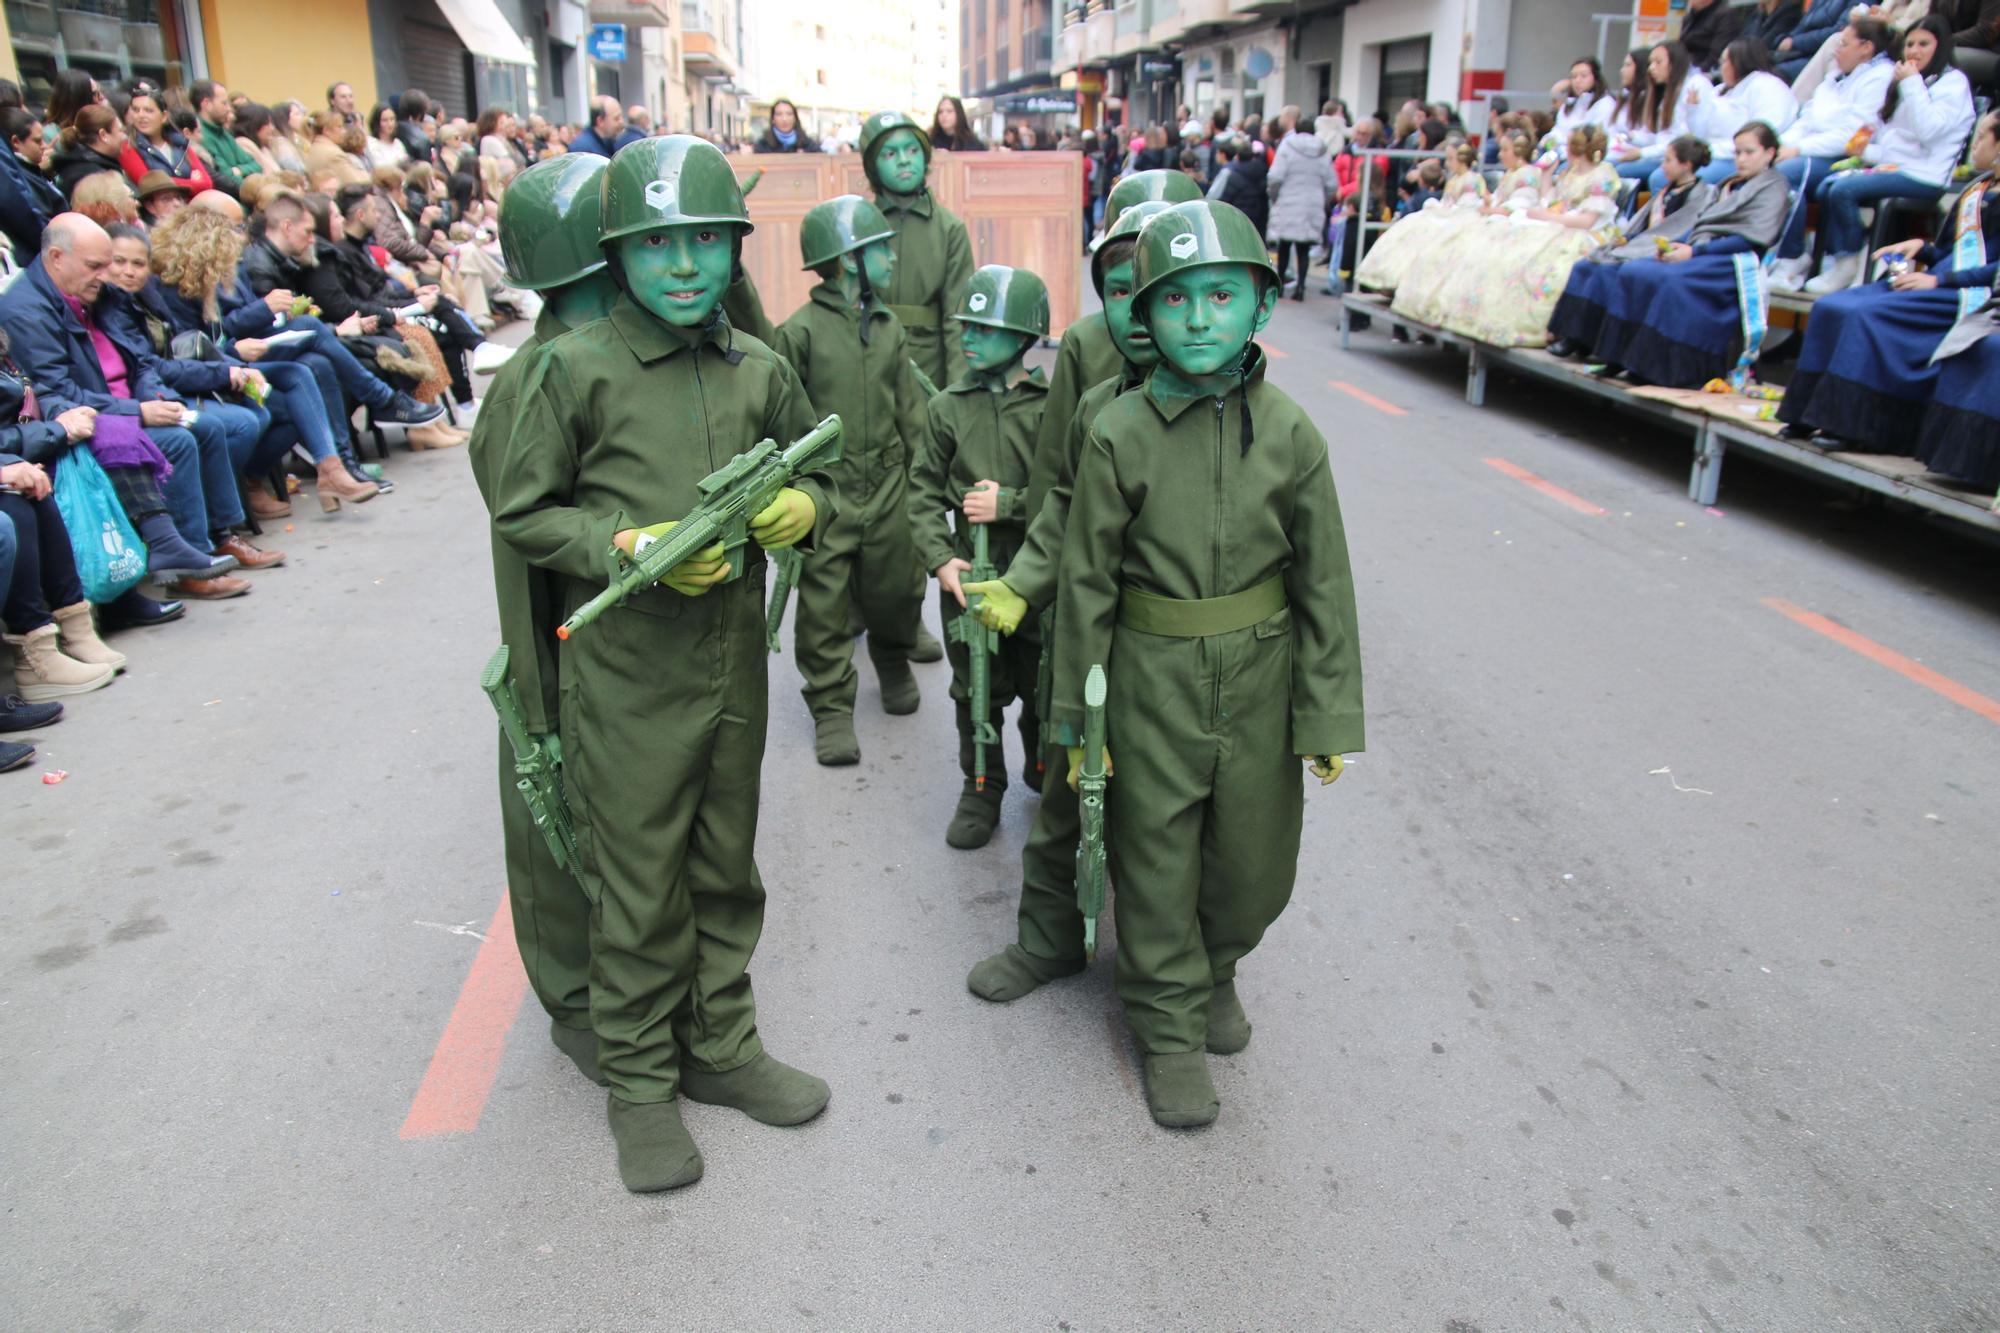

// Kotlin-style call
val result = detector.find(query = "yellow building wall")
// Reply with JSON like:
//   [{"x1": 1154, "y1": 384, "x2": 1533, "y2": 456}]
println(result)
[
  {"x1": 198, "y1": 0, "x2": 376, "y2": 106},
  {"x1": 0, "y1": 7, "x2": 17, "y2": 82}
]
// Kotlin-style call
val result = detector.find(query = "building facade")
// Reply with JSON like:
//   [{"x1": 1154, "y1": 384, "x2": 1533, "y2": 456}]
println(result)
[{"x1": 745, "y1": 0, "x2": 957, "y2": 146}]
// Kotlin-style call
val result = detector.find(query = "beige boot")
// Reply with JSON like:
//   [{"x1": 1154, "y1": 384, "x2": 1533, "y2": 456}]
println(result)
[
  {"x1": 5, "y1": 623, "x2": 115, "y2": 701},
  {"x1": 314, "y1": 456, "x2": 380, "y2": 511},
  {"x1": 405, "y1": 420, "x2": 463, "y2": 451},
  {"x1": 51, "y1": 602, "x2": 126, "y2": 672}
]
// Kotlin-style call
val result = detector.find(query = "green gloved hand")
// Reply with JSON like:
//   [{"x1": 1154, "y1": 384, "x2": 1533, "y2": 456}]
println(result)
[
  {"x1": 964, "y1": 579, "x2": 1027, "y2": 634},
  {"x1": 1065, "y1": 744, "x2": 1114, "y2": 791},
  {"x1": 750, "y1": 487, "x2": 816, "y2": 550},
  {"x1": 615, "y1": 520, "x2": 732, "y2": 597},
  {"x1": 1303, "y1": 754, "x2": 1344, "y2": 786}
]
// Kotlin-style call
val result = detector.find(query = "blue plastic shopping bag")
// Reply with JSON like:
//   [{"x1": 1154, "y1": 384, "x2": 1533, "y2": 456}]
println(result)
[{"x1": 52, "y1": 446, "x2": 147, "y2": 603}]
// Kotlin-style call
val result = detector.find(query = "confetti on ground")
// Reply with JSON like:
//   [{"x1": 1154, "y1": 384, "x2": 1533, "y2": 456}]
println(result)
[
  {"x1": 40, "y1": 770, "x2": 67, "y2": 785},
  {"x1": 203, "y1": 698, "x2": 222, "y2": 707},
  {"x1": 1650, "y1": 766, "x2": 1714, "y2": 795}
]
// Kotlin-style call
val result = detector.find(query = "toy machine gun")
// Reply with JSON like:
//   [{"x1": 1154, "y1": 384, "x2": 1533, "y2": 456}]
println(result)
[
  {"x1": 947, "y1": 520, "x2": 1000, "y2": 790},
  {"x1": 1075, "y1": 664, "x2": 1109, "y2": 960},
  {"x1": 558, "y1": 415, "x2": 843, "y2": 641},
  {"x1": 481, "y1": 644, "x2": 579, "y2": 872}
]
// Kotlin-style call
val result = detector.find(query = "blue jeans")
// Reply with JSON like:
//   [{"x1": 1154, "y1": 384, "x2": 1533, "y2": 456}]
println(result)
[
  {"x1": 1645, "y1": 159, "x2": 1738, "y2": 196},
  {"x1": 259, "y1": 315, "x2": 392, "y2": 412},
  {"x1": 1776, "y1": 155, "x2": 1847, "y2": 258},
  {"x1": 184, "y1": 401, "x2": 263, "y2": 535},
  {"x1": 0, "y1": 504, "x2": 16, "y2": 616},
  {"x1": 152, "y1": 424, "x2": 212, "y2": 551},
  {"x1": 1815, "y1": 169, "x2": 1946, "y2": 257},
  {"x1": 1615, "y1": 158, "x2": 1658, "y2": 182},
  {"x1": 258, "y1": 359, "x2": 340, "y2": 463}
]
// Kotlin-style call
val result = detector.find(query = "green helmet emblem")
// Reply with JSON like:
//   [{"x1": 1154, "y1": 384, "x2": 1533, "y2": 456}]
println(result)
[
  {"x1": 1103, "y1": 169, "x2": 1204, "y2": 235},
  {"x1": 600, "y1": 134, "x2": 752, "y2": 246},
  {"x1": 956, "y1": 264, "x2": 1049, "y2": 337},
  {"x1": 858, "y1": 111, "x2": 932, "y2": 190},
  {"x1": 499, "y1": 154, "x2": 609, "y2": 290},
  {"x1": 1131, "y1": 200, "x2": 1279, "y2": 312},
  {"x1": 799, "y1": 194, "x2": 896, "y2": 269},
  {"x1": 1090, "y1": 198, "x2": 1175, "y2": 297}
]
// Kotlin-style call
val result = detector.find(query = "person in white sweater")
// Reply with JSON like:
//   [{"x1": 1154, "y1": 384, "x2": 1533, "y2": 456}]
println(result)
[
  {"x1": 1613, "y1": 41, "x2": 1720, "y2": 182},
  {"x1": 1791, "y1": 0, "x2": 1934, "y2": 99},
  {"x1": 1550, "y1": 57, "x2": 1620, "y2": 143},
  {"x1": 1802, "y1": 14, "x2": 1976, "y2": 290},
  {"x1": 1768, "y1": 16, "x2": 1900, "y2": 279},
  {"x1": 1652, "y1": 36, "x2": 1801, "y2": 191}
]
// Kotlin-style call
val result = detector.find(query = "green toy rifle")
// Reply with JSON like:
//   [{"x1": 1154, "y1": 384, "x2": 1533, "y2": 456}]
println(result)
[
  {"x1": 947, "y1": 520, "x2": 1000, "y2": 790},
  {"x1": 481, "y1": 644, "x2": 579, "y2": 873},
  {"x1": 765, "y1": 546, "x2": 802, "y2": 653},
  {"x1": 558, "y1": 414, "x2": 843, "y2": 641},
  {"x1": 909, "y1": 359, "x2": 939, "y2": 398},
  {"x1": 1076, "y1": 664, "x2": 1109, "y2": 960}
]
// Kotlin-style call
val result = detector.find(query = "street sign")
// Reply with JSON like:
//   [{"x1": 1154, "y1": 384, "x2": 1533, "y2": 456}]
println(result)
[{"x1": 587, "y1": 23, "x2": 626, "y2": 63}]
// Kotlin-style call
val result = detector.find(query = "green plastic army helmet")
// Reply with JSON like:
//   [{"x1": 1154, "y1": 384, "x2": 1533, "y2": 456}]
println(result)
[
  {"x1": 1103, "y1": 168, "x2": 1204, "y2": 235},
  {"x1": 499, "y1": 155, "x2": 609, "y2": 290},
  {"x1": 599, "y1": 134, "x2": 752, "y2": 246},
  {"x1": 858, "y1": 110, "x2": 932, "y2": 188},
  {"x1": 956, "y1": 265, "x2": 1050, "y2": 338},
  {"x1": 1091, "y1": 198, "x2": 1174, "y2": 297},
  {"x1": 1132, "y1": 199, "x2": 1279, "y2": 310},
  {"x1": 799, "y1": 194, "x2": 895, "y2": 269}
]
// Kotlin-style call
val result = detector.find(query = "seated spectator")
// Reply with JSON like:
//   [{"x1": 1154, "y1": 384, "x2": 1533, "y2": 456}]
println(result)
[
  {"x1": 1802, "y1": 17, "x2": 1976, "y2": 292},
  {"x1": 50, "y1": 106, "x2": 129, "y2": 201},
  {"x1": 1789, "y1": 0, "x2": 1929, "y2": 98},
  {"x1": 1681, "y1": 0, "x2": 1747, "y2": 69},
  {"x1": 1377, "y1": 128, "x2": 1543, "y2": 317},
  {"x1": 70, "y1": 170, "x2": 139, "y2": 229},
  {"x1": 395, "y1": 92, "x2": 435, "y2": 168},
  {"x1": 1773, "y1": 0, "x2": 1855, "y2": 79},
  {"x1": 0, "y1": 108, "x2": 63, "y2": 257},
  {"x1": 1652, "y1": 36, "x2": 1798, "y2": 197},
  {"x1": 1550, "y1": 135, "x2": 1721, "y2": 355},
  {"x1": 1768, "y1": 18, "x2": 1900, "y2": 287},
  {"x1": 1612, "y1": 42, "x2": 1718, "y2": 183},
  {"x1": 192, "y1": 81, "x2": 258, "y2": 197},
  {"x1": 1552, "y1": 58, "x2": 1619, "y2": 142},
  {"x1": 1916, "y1": 308, "x2": 2000, "y2": 487},
  {"x1": 368, "y1": 165, "x2": 445, "y2": 277},
  {"x1": 0, "y1": 215, "x2": 247, "y2": 594},
  {"x1": 303, "y1": 111, "x2": 369, "y2": 190},
  {"x1": 119, "y1": 88, "x2": 212, "y2": 196},
  {"x1": 1742, "y1": 0, "x2": 1805, "y2": 52},
  {"x1": 269, "y1": 101, "x2": 310, "y2": 174},
  {"x1": 477, "y1": 106, "x2": 527, "y2": 180},
  {"x1": 1572, "y1": 122, "x2": 1792, "y2": 385},
  {"x1": 235, "y1": 188, "x2": 448, "y2": 452},
  {"x1": 43, "y1": 68, "x2": 101, "y2": 136},
  {"x1": 135, "y1": 171, "x2": 191, "y2": 225},
  {"x1": 366, "y1": 103, "x2": 409, "y2": 172},
  {"x1": 1777, "y1": 110, "x2": 1998, "y2": 449},
  {"x1": 568, "y1": 97, "x2": 623, "y2": 158},
  {"x1": 230, "y1": 102, "x2": 287, "y2": 176}
]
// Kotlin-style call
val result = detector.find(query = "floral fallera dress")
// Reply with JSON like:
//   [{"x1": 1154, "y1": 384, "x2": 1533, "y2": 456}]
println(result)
[
  {"x1": 1391, "y1": 165, "x2": 1547, "y2": 326},
  {"x1": 1430, "y1": 160, "x2": 1622, "y2": 347},
  {"x1": 1354, "y1": 170, "x2": 1493, "y2": 294}
]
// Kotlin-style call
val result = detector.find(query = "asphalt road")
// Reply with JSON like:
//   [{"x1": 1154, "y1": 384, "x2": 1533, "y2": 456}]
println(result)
[{"x1": 5, "y1": 291, "x2": 1998, "y2": 1333}]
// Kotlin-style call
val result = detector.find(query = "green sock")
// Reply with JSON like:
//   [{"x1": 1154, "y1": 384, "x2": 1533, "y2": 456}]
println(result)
[
  {"x1": 679, "y1": 1052, "x2": 830, "y2": 1126},
  {"x1": 1206, "y1": 981, "x2": 1252, "y2": 1055},
  {"x1": 966, "y1": 943, "x2": 1085, "y2": 1003},
  {"x1": 1142, "y1": 1051, "x2": 1219, "y2": 1129},
  {"x1": 607, "y1": 1096, "x2": 703, "y2": 1193}
]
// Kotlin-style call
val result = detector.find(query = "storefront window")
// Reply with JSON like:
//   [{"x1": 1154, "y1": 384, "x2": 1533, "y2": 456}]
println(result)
[{"x1": 7, "y1": 0, "x2": 195, "y2": 109}]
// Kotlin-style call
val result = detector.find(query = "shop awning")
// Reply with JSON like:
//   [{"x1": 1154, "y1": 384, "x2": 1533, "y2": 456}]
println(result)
[{"x1": 436, "y1": 0, "x2": 537, "y2": 65}]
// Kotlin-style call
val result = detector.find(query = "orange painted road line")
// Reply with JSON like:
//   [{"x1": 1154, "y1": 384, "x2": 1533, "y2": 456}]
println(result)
[
  {"x1": 400, "y1": 893, "x2": 529, "y2": 1140},
  {"x1": 1481, "y1": 457, "x2": 1607, "y2": 516},
  {"x1": 1261, "y1": 342, "x2": 1290, "y2": 359},
  {"x1": 1762, "y1": 598, "x2": 2000, "y2": 727},
  {"x1": 1329, "y1": 380, "x2": 1406, "y2": 416}
]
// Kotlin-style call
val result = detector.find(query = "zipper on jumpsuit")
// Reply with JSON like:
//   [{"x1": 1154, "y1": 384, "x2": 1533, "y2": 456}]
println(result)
[
  {"x1": 689, "y1": 347, "x2": 727, "y2": 661},
  {"x1": 1210, "y1": 395, "x2": 1225, "y2": 732}
]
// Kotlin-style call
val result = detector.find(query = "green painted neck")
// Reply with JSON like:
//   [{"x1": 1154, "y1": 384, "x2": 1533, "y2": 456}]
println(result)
[{"x1": 546, "y1": 271, "x2": 619, "y2": 328}]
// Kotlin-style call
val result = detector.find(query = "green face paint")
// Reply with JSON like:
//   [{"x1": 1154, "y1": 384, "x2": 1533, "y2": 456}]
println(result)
[
  {"x1": 960, "y1": 323, "x2": 1031, "y2": 373},
  {"x1": 1100, "y1": 257, "x2": 1160, "y2": 369},
  {"x1": 873, "y1": 129, "x2": 928, "y2": 196},
  {"x1": 545, "y1": 268, "x2": 620, "y2": 329},
  {"x1": 614, "y1": 223, "x2": 735, "y2": 327},
  {"x1": 1144, "y1": 263, "x2": 1274, "y2": 382},
  {"x1": 858, "y1": 239, "x2": 896, "y2": 294}
]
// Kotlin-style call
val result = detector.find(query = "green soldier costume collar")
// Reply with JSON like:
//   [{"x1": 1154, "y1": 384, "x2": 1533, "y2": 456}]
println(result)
[
  {"x1": 605, "y1": 292, "x2": 744, "y2": 365},
  {"x1": 805, "y1": 280, "x2": 898, "y2": 327},
  {"x1": 875, "y1": 188, "x2": 935, "y2": 218},
  {"x1": 1145, "y1": 342, "x2": 1268, "y2": 420},
  {"x1": 950, "y1": 362, "x2": 1047, "y2": 395}
]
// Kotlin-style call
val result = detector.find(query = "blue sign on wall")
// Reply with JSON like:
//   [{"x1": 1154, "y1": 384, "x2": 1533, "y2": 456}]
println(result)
[{"x1": 587, "y1": 23, "x2": 627, "y2": 63}]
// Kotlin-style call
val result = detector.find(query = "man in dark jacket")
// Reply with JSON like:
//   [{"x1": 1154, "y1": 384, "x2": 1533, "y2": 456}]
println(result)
[
  {"x1": 395, "y1": 91, "x2": 436, "y2": 166},
  {"x1": 1217, "y1": 136, "x2": 1269, "y2": 238},
  {"x1": 567, "y1": 97, "x2": 625, "y2": 158},
  {"x1": 0, "y1": 107, "x2": 63, "y2": 255},
  {"x1": 1680, "y1": 0, "x2": 1746, "y2": 69},
  {"x1": 0, "y1": 214, "x2": 247, "y2": 594}
]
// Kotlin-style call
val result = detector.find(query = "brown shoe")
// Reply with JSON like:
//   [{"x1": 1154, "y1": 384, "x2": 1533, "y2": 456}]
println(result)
[
  {"x1": 314, "y1": 456, "x2": 379, "y2": 510},
  {"x1": 242, "y1": 477, "x2": 292, "y2": 520},
  {"x1": 214, "y1": 534, "x2": 285, "y2": 569},
  {"x1": 164, "y1": 574, "x2": 252, "y2": 599}
]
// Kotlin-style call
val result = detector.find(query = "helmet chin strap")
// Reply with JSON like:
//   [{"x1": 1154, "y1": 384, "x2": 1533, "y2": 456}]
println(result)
[{"x1": 853, "y1": 259, "x2": 876, "y2": 347}]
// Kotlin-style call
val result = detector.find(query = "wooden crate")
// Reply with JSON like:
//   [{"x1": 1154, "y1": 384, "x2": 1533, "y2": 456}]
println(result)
[{"x1": 734, "y1": 151, "x2": 1084, "y2": 336}]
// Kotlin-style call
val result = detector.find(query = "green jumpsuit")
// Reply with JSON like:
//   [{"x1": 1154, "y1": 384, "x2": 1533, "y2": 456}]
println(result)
[
  {"x1": 1000, "y1": 361, "x2": 1143, "y2": 962},
  {"x1": 724, "y1": 268, "x2": 778, "y2": 347},
  {"x1": 906, "y1": 365, "x2": 1048, "y2": 793},
  {"x1": 493, "y1": 297, "x2": 833, "y2": 1104},
  {"x1": 776, "y1": 285, "x2": 928, "y2": 719},
  {"x1": 1052, "y1": 348, "x2": 1364, "y2": 1055},
  {"x1": 1022, "y1": 313, "x2": 1121, "y2": 523},
  {"x1": 465, "y1": 308, "x2": 592, "y2": 1032},
  {"x1": 875, "y1": 190, "x2": 975, "y2": 391}
]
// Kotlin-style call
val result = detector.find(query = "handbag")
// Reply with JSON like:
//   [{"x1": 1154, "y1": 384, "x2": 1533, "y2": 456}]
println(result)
[
  {"x1": 52, "y1": 446, "x2": 147, "y2": 603},
  {"x1": 169, "y1": 329, "x2": 221, "y2": 361}
]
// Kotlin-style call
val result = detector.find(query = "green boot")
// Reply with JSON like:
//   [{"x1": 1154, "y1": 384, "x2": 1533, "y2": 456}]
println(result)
[
  {"x1": 966, "y1": 942, "x2": 1085, "y2": 1002},
  {"x1": 814, "y1": 713, "x2": 860, "y2": 766},
  {"x1": 551, "y1": 1019, "x2": 609, "y2": 1085},
  {"x1": 945, "y1": 785, "x2": 1003, "y2": 849},
  {"x1": 679, "y1": 1052, "x2": 830, "y2": 1126},
  {"x1": 909, "y1": 624, "x2": 944, "y2": 663},
  {"x1": 1206, "y1": 981, "x2": 1252, "y2": 1055},
  {"x1": 1142, "y1": 1051, "x2": 1220, "y2": 1128},
  {"x1": 607, "y1": 1096, "x2": 704, "y2": 1193},
  {"x1": 878, "y1": 658, "x2": 921, "y2": 715}
]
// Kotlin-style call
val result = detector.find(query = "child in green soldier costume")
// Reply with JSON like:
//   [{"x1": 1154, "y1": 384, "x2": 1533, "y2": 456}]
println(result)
[
  {"x1": 494, "y1": 136, "x2": 837, "y2": 1193},
  {"x1": 961, "y1": 198, "x2": 1174, "y2": 997},
  {"x1": 906, "y1": 264, "x2": 1050, "y2": 850},
  {"x1": 858, "y1": 110, "x2": 975, "y2": 391},
  {"x1": 1054, "y1": 200, "x2": 1364, "y2": 1129},
  {"x1": 466, "y1": 154, "x2": 620, "y2": 1087},
  {"x1": 778, "y1": 195, "x2": 930, "y2": 767}
]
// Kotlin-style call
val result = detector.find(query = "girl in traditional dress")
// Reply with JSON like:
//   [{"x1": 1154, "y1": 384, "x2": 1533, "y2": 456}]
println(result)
[
  {"x1": 1353, "y1": 143, "x2": 1490, "y2": 293},
  {"x1": 1391, "y1": 129, "x2": 1546, "y2": 325}
]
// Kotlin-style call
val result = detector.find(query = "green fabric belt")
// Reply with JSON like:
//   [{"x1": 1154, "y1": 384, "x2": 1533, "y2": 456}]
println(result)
[
  {"x1": 889, "y1": 303, "x2": 939, "y2": 329},
  {"x1": 1117, "y1": 575, "x2": 1287, "y2": 638}
]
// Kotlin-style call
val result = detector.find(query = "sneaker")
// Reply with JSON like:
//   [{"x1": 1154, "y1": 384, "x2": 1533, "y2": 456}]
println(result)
[
  {"x1": 1767, "y1": 256, "x2": 1813, "y2": 293},
  {"x1": 0, "y1": 693, "x2": 64, "y2": 733},
  {"x1": 1803, "y1": 252, "x2": 1862, "y2": 295},
  {"x1": 470, "y1": 342, "x2": 515, "y2": 375},
  {"x1": 377, "y1": 391, "x2": 446, "y2": 426},
  {"x1": 0, "y1": 739, "x2": 32, "y2": 773}
]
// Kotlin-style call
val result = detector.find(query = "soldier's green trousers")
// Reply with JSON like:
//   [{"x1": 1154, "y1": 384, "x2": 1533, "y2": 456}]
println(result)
[
  {"x1": 497, "y1": 734, "x2": 592, "y2": 1031},
  {"x1": 1014, "y1": 734, "x2": 1087, "y2": 962},
  {"x1": 560, "y1": 573, "x2": 770, "y2": 1103},
  {"x1": 1103, "y1": 615, "x2": 1303, "y2": 1054},
  {"x1": 795, "y1": 475, "x2": 923, "y2": 718},
  {"x1": 938, "y1": 582, "x2": 1041, "y2": 793}
]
